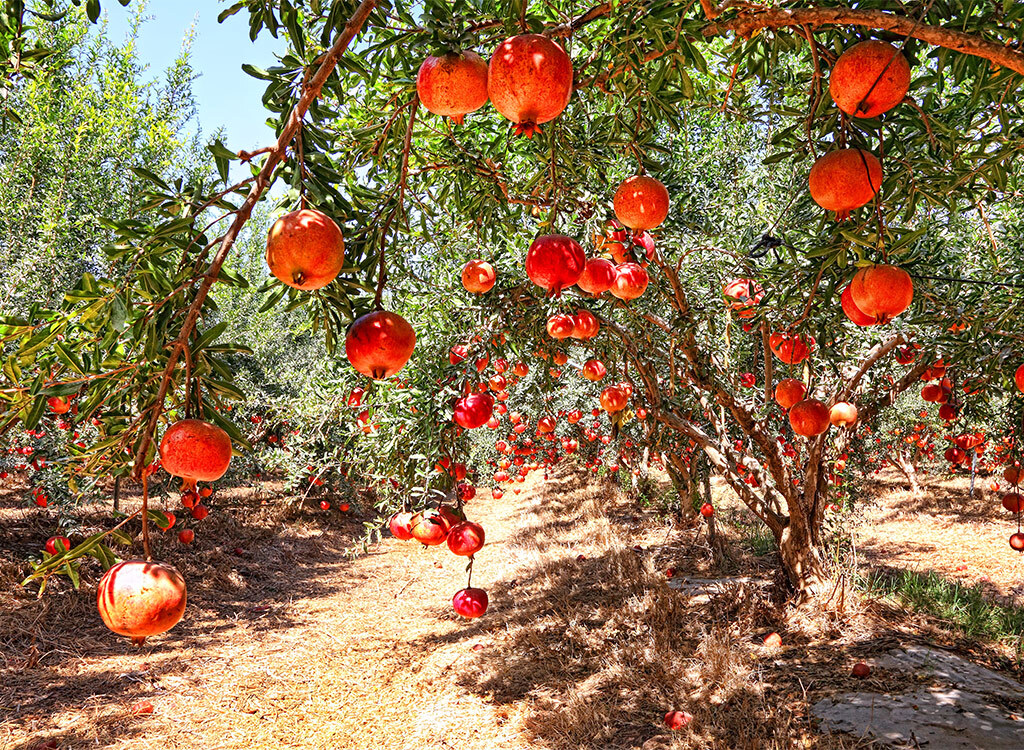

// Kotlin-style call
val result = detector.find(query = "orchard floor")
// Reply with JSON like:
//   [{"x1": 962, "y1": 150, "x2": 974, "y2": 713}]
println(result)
[{"x1": 1, "y1": 466, "x2": 1022, "y2": 750}]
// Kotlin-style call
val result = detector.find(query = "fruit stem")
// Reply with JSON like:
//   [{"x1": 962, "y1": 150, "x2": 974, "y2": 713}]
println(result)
[{"x1": 141, "y1": 473, "x2": 152, "y2": 562}]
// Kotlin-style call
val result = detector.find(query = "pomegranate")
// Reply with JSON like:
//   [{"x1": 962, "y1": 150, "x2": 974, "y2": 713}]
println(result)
[
  {"x1": 416, "y1": 51, "x2": 489, "y2": 125},
  {"x1": 453, "y1": 393, "x2": 494, "y2": 429},
  {"x1": 700, "y1": 503, "x2": 714, "y2": 518},
  {"x1": 47, "y1": 396, "x2": 71, "y2": 414},
  {"x1": 723, "y1": 278, "x2": 764, "y2": 318},
  {"x1": 526, "y1": 235, "x2": 585, "y2": 297},
  {"x1": 178, "y1": 529, "x2": 194, "y2": 544},
  {"x1": 159, "y1": 420, "x2": 232, "y2": 482},
  {"x1": 547, "y1": 313, "x2": 576, "y2": 340},
  {"x1": 447, "y1": 521, "x2": 485, "y2": 556},
  {"x1": 850, "y1": 265, "x2": 913, "y2": 324},
  {"x1": 488, "y1": 34, "x2": 573, "y2": 137},
  {"x1": 774, "y1": 379, "x2": 807, "y2": 410},
  {"x1": 830, "y1": 402, "x2": 858, "y2": 427},
  {"x1": 600, "y1": 385, "x2": 628, "y2": 413},
  {"x1": 577, "y1": 257, "x2": 617, "y2": 295},
  {"x1": 45, "y1": 536, "x2": 71, "y2": 555},
  {"x1": 613, "y1": 175, "x2": 670, "y2": 230},
  {"x1": 851, "y1": 662, "x2": 872, "y2": 678},
  {"x1": 763, "y1": 632, "x2": 783, "y2": 648},
  {"x1": 266, "y1": 209, "x2": 345, "y2": 290},
  {"x1": 410, "y1": 511, "x2": 449, "y2": 546},
  {"x1": 830, "y1": 40, "x2": 911, "y2": 119},
  {"x1": 1014, "y1": 364, "x2": 1024, "y2": 393},
  {"x1": 1010, "y1": 533, "x2": 1024, "y2": 551},
  {"x1": 582, "y1": 359, "x2": 607, "y2": 382},
  {"x1": 552, "y1": 351, "x2": 569, "y2": 366},
  {"x1": 1002, "y1": 493, "x2": 1024, "y2": 513},
  {"x1": 611, "y1": 263, "x2": 649, "y2": 301},
  {"x1": 513, "y1": 362, "x2": 529, "y2": 377},
  {"x1": 571, "y1": 310, "x2": 600, "y2": 339},
  {"x1": 97, "y1": 560, "x2": 187, "y2": 644},
  {"x1": 664, "y1": 711, "x2": 693, "y2": 730},
  {"x1": 789, "y1": 399, "x2": 831, "y2": 437},
  {"x1": 461, "y1": 259, "x2": 496, "y2": 293},
  {"x1": 346, "y1": 310, "x2": 416, "y2": 379},
  {"x1": 769, "y1": 332, "x2": 814, "y2": 364},
  {"x1": 452, "y1": 587, "x2": 489, "y2": 618},
  {"x1": 388, "y1": 511, "x2": 414, "y2": 540},
  {"x1": 809, "y1": 148, "x2": 882, "y2": 220},
  {"x1": 841, "y1": 284, "x2": 876, "y2": 326}
]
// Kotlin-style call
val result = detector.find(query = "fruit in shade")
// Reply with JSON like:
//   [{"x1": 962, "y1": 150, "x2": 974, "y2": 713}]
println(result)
[
  {"x1": 346, "y1": 310, "x2": 416, "y2": 379},
  {"x1": 1014, "y1": 364, "x2": 1024, "y2": 393},
  {"x1": 613, "y1": 175, "x2": 670, "y2": 230},
  {"x1": 547, "y1": 313, "x2": 575, "y2": 340},
  {"x1": 1001, "y1": 493, "x2": 1024, "y2": 513},
  {"x1": 723, "y1": 278, "x2": 764, "y2": 318},
  {"x1": 577, "y1": 258, "x2": 617, "y2": 295},
  {"x1": 160, "y1": 420, "x2": 232, "y2": 482},
  {"x1": 830, "y1": 40, "x2": 911, "y2": 118},
  {"x1": 611, "y1": 263, "x2": 649, "y2": 301},
  {"x1": 850, "y1": 265, "x2": 914, "y2": 324},
  {"x1": 488, "y1": 34, "x2": 573, "y2": 137},
  {"x1": 416, "y1": 51, "x2": 489, "y2": 125},
  {"x1": 664, "y1": 711, "x2": 693, "y2": 730},
  {"x1": 461, "y1": 259, "x2": 496, "y2": 293},
  {"x1": 851, "y1": 662, "x2": 872, "y2": 678},
  {"x1": 447, "y1": 521, "x2": 485, "y2": 556},
  {"x1": 809, "y1": 149, "x2": 882, "y2": 220},
  {"x1": 453, "y1": 393, "x2": 495, "y2": 429},
  {"x1": 829, "y1": 402, "x2": 858, "y2": 427},
  {"x1": 789, "y1": 399, "x2": 831, "y2": 437},
  {"x1": 769, "y1": 332, "x2": 814, "y2": 364},
  {"x1": 389, "y1": 512, "x2": 414, "y2": 540},
  {"x1": 600, "y1": 385, "x2": 628, "y2": 413},
  {"x1": 841, "y1": 284, "x2": 876, "y2": 326},
  {"x1": 1010, "y1": 533, "x2": 1024, "y2": 551},
  {"x1": 774, "y1": 379, "x2": 807, "y2": 410},
  {"x1": 319, "y1": 500, "x2": 330, "y2": 510},
  {"x1": 45, "y1": 536, "x2": 71, "y2": 555},
  {"x1": 452, "y1": 587, "x2": 489, "y2": 618},
  {"x1": 266, "y1": 209, "x2": 345, "y2": 290},
  {"x1": 410, "y1": 511, "x2": 449, "y2": 546},
  {"x1": 178, "y1": 529, "x2": 194, "y2": 544},
  {"x1": 96, "y1": 560, "x2": 187, "y2": 644},
  {"x1": 526, "y1": 235, "x2": 585, "y2": 297}
]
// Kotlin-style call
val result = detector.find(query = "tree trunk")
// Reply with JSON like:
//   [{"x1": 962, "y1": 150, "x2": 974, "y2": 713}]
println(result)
[
  {"x1": 777, "y1": 515, "x2": 829, "y2": 602},
  {"x1": 890, "y1": 449, "x2": 922, "y2": 496}
]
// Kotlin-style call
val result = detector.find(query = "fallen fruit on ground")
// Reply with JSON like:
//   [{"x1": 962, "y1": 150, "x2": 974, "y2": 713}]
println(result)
[{"x1": 664, "y1": 710, "x2": 693, "y2": 730}]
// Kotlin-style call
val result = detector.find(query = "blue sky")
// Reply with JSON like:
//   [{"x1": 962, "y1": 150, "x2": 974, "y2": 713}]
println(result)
[{"x1": 105, "y1": 0, "x2": 284, "y2": 152}]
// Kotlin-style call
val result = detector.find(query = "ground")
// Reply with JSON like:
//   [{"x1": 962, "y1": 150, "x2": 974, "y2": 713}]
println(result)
[{"x1": 1, "y1": 466, "x2": 1022, "y2": 749}]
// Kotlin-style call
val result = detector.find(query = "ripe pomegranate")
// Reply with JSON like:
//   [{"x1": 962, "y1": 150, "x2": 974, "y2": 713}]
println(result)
[
  {"x1": 611, "y1": 263, "x2": 649, "y2": 301},
  {"x1": 769, "y1": 332, "x2": 814, "y2": 364},
  {"x1": 1004, "y1": 467, "x2": 1021, "y2": 485},
  {"x1": 47, "y1": 396, "x2": 71, "y2": 414},
  {"x1": 526, "y1": 235, "x2": 585, "y2": 297},
  {"x1": 489, "y1": 374, "x2": 507, "y2": 392},
  {"x1": 740, "y1": 373, "x2": 756, "y2": 388},
  {"x1": 830, "y1": 40, "x2": 911, "y2": 118},
  {"x1": 452, "y1": 587, "x2": 489, "y2": 618},
  {"x1": 410, "y1": 511, "x2": 449, "y2": 546},
  {"x1": 450, "y1": 345, "x2": 468, "y2": 365},
  {"x1": 830, "y1": 402, "x2": 858, "y2": 427},
  {"x1": 789, "y1": 399, "x2": 831, "y2": 437},
  {"x1": 159, "y1": 420, "x2": 232, "y2": 482},
  {"x1": 416, "y1": 51, "x2": 489, "y2": 125},
  {"x1": 453, "y1": 393, "x2": 495, "y2": 429},
  {"x1": 97, "y1": 560, "x2": 187, "y2": 644},
  {"x1": 850, "y1": 265, "x2": 913, "y2": 324},
  {"x1": 488, "y1": 34, "x2": 573, "y2": 137},
  {"x1": 552, "y1": 351, "x2": 569, "y2": 366},
  {"x1": 809, "y1": 148, "x2": 882, "y2": 220},
  {"x1": 178, "y1": 529, "x2": 194, "y2": 544},
  {"x1": 582, "y1": 359, "x2": 607, "y2": 382},
  {"x1": 461, "y1": 259, "x2": 496, "y2": 293},
  {"x1": 896, "y1": 346, "x2": 918, "y2": 365},
  {"x1": 547, "y1": 313, "x2": 576, "y2": 340},
  {"x1": 1002, "y1": 493, "x2": 1024, "y2": 513},
  {"x1": 851, "y1": 662, "x2": 872, "y2": 678},
  {"x1": 600, "y1": 385, "x2": 628, "y2": 413},
  {"x1": 763, "y1": 632, "x2": 783, "y2": 648},
  {"x1": 513, "y1": 362, "x2": 529, "y2": 377},
  {"x1": 700, "y1": 503, "x2": 714, "y2": 518},
  {"x1": 389, "y1": 512, "x2": 414, "y2": 540},
  {"x1": 841, "y1": 284, "x2": 876, "y2": 326},
  {"x1": 571, "y1": 310, "x2": 600, "y2": 339},
  {"x1": 447, "y1": 521, "x2": 485, "y2": 556},
  {"x1": 45, "y1": 536, "x2": 71, "y2": 555},
  {"x1": 774, "y1": 379, "x2": 807, "y2": 410},
  {"x1": 723, "y1": 278, "x2": 764, "y2": 318},
  {"x1": 346, "y1": 310, "x2": 416, "y2": 379},
  {"x1": 577, "y1": 257, "x2": 617, "y2": 295},
  {"x1": 266, "y1": 209, "x2": 345, "y2": 290},
  {"x1": 1010, "y1": 533, "x2": 1024, "y2": 552},
  {"x1": 664, "y1": 710, "x2": 693, "y2": 730},
  {"x1": 1014, "y1": 364, "x2": 1024, "y2": 393},
  {"x1": 613, "y1": 175, "x2": 670, "y2": 230}
]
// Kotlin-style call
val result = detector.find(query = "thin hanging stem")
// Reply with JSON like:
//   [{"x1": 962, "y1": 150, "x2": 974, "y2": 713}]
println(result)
[
  {"x1": 141, "y1": 473, "x2": 152, "y2": 562},
  {"x1": 374, "y1": 96, "x2": 419, "y2": 309}
]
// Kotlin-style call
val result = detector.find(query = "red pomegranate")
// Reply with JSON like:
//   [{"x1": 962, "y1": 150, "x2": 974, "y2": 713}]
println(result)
[
  {"x1": 611, "y1": 263, "x2": 649, "y2": 301},
  {"x1": 571, "y1": 310, "x2": 600, "y2": 339},
  {"x1": 789, "y1": 399, "x2": 831, "y2": 437},
  {"x1": 45, "y1": 536, "x2": 71, "y2": 555},
  {"x1": 841, "y1": 284, "x2": 876, "y2": 326},
  {"x1": 513, "y1": 362, "x2": 529, "y2": 377},
  {"x1": 830, "y1": 40, "x2": 911, "y2": 119},
  {"x1": 1002, "y1": 493, "x2": 1024, "y2": 513},
  {"x1": 613, "y1": 175, "x2": 670, "y2": 230},
  {"x1": 488, "y1": 34, "x2": 573, "y2": 137},
  {"x1": 97, "y1": 560, "x2": 187, "y2": 644},
  {"x1": 769, "y1": 332, "x2": 814, "y2": 364},
  {"x1": 1010, "y1": 533, "x2": 1024, "y2": 551},
  {"x1": 723, "y1": 278, "x2": 764, "y2": 318},
  {"x1": 809, "y1": 149, "x2": 883, "y2": 220},
  {"x1": 700, "y1": 503, "x2": 714, "y2": 518},
  {"x1": 346, "y1": 310, "x2": 416, "y2": 379},
  {"x1": 453, "y1": 393, "x2": 494, "y2": 429},
  {"x1": 416, "y1": 51, "x2": 489, "y2": 125},
  {"x1": 582, "y1": 359, "x2": 607, "y2": 382},
  {"x1": 461, "y1": 259, "x2": 496, "y2": 293},
  {"x1": 850, "y1": 264, "x2": 913, "y2": 324},
  {"x1": 266, "y1": 209, "x2": 345, "y2": 290},
  {"x1": 852, "y1": 662, "x2": 872, "y2": 678},
  {"x1": 160, "y1": 419, "x2": 232, "y2": 482},
  {"x1": 577, "y1": 257, "x2": 617, "y2": 295},
  {"x1": 896, "y1": 346, "x2": 918, "y2": 365},
  {"x1": 526, "y1": 235, "x2": 585, "y2": 297},
  {"x1": 547, "y1": 313, "x2": 576, "y2": 340},
  {"x1": 664, "y1": 711, "x2": 693, "y2": 730},
  {"x1": 600, "y1": 385, "x2": 628, "y2": 413},
  {"x1": 1014, "y1": 363, "x2": 1024, "y2": 393},
  {"x1": 830, "y1": 402, "x2": 858, "y2": 427},
  {"x1": 388, "y1": 511, "x2": 414, "y2": 540},
  {"x1": 410, "y1": 511, "x2": 449, "y2": 546},
  {"x1": 47, "y1": 396, "x2": 71, "y2": 414},
  {"x1": 447, "y1": 521, "x2": 485, "y2": 556},
  {"x1": 552, "y1": 351, "x2": 569, "y2": 366},
  {"x1": 774, "y1": 379, "x2": 807, "y2": 410}
]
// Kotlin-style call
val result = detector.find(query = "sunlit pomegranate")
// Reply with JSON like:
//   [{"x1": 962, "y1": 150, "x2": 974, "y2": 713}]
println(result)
[
  {"x1": 769, "y1": 332, "x2": 814, "y2": 364},
  {"x1": 1014, "y1": 364, "x2": 1024, "y2": 393},
  {"x1": 461, "y1": 259, "x2": 497, "y2": 293},
  {"x1": 613, "y1": 175, "x2": 670, "y2": 230},
  {"x1": 388, "y1": 511, "x2": 414, "y2": 540},
  {"x1": 488, "y1": 34, "x2": 573, "y2": 137},
  {"x1": 1010, "y1": 533, "x2": 1024, "y2": 551},
  {"x1": 571, "y1": 310, "x2": 600, "y2": 339},
  {"x1": 447, "y1": 521, "x2": 485, "y2": 556},
  {"x1": 611, "y1": 263, "x2": 649, "y2": 300},
  {"x1": 577, "y1": 257, "x2": 617, "y2": 295},
  {"x1": 789, "y1": 399, "x2": 831, "y2": 437},
  {"x1": 538, "y1": 415, "x2": 557, "y2": 433},
  {"x1": 453, "y1": 393, "x2": 495, "y2": 429},
  {"x1": 774, "y1": 379, "x2": 807, "y2": 410},
  {"x1": 664, "y1": 711, "x2": 693, "y2": 730},
  {"x1": 547, "y1": 313, "x2": 576, "y2": 340},
  {"x1": 266, "y1": 209, "x2": 345, "y2": 290},
  {"x1": 452, "y1": 587, "x2": 489, "y2": 618},
  {"x1": 97, "y1": 560, "x2": 187, "y2": 644},
  {"x1": 346, "y1": 310, "x2": 416, "y2": 379},
  {"x1": 160, "y1": 419, "x2": 232, "y2": 482},
  {"x1": 410, "y1": 511, "x2": 449, "y2": 546},
  {"x1": 526, "y1": 235, "x2": 585, "y2": 297},
  {"x1": 830, "y1": 402, "x2": 858, "y2": 427},
  {"x1": 600, "y1": 385, "x2": 628, "y2": 413},
  {"x1": 723, "y1": 278, "x2": 764, "y2": 318},
  {"x1": 583, "y1": 359, "x2": 607, "y2": 382},
  {"x1": 850, "y1": 264, "x2": 913, "y2": 324},
  {"x1": 417, "y1": 51, "x2": 489, "y2": 124},
  {"x1": 830, "y1": 40, "x2": 911, "y2": 118},
  {"x1": 809, "y1": 148, "x2": 882, "y2": 220}
]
